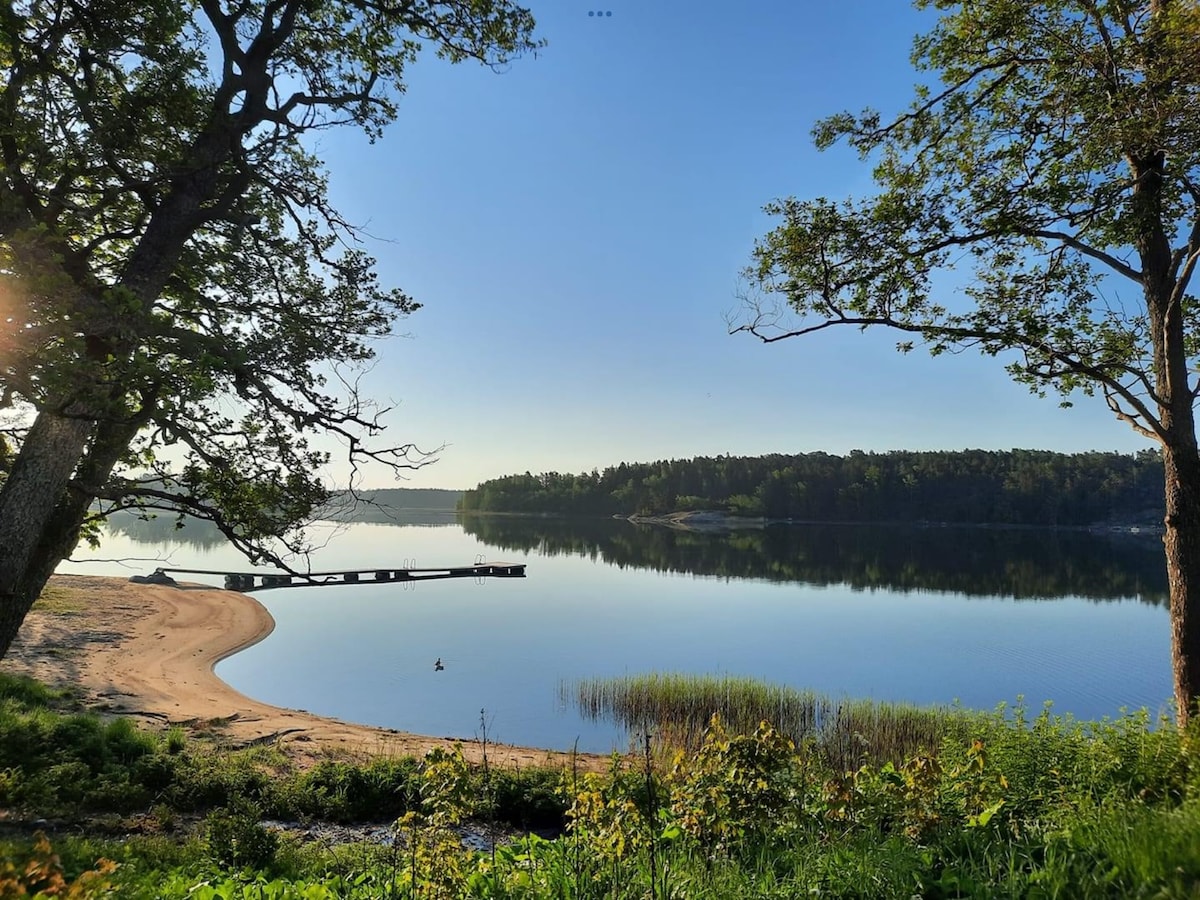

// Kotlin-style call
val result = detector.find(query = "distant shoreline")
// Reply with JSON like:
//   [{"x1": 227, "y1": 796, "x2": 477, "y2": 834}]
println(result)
[{"x1": 461, "y1": 508, "x2": 1165, "y2": 536}]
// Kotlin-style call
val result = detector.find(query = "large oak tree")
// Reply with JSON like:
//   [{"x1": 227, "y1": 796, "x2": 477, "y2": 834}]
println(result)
[
  {"x1": 0, "y1": 0, "x2": 540, "y2": 660},
  {"x1": 735, "y1": 0, "x2": 1200, "y2": 720}
]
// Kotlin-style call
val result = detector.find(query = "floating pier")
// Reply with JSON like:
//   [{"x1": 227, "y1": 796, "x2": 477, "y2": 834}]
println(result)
[{"x1": 131, "y1": 562, "x2": 526, "y2": 592}]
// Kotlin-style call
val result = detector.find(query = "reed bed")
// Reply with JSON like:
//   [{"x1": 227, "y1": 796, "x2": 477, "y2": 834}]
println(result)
[{"x1": 565, "y1": 672, "x2": 962, "y2": 768}]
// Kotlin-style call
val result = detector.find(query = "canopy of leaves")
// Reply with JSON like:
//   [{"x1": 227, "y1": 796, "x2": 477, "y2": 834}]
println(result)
[
  {"x1": 737, "y1": 0, "x2": 1200, "y2": 446},
  {"x1": 0, "y1": 0, "x2": 540, "y2": 562}
]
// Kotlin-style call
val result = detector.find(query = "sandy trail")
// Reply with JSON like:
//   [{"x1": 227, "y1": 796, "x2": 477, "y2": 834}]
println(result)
[{"x1": 4, "y1": 575, "x2": 607, "y2": 771}]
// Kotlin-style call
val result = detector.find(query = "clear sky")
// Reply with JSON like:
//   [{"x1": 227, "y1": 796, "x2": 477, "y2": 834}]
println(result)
[{"x1": 315, "y1": 0, "x2": 1148, "y2": 491}]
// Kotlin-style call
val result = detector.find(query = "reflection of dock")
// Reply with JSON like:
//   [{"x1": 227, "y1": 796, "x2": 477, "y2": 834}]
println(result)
[{"x1": 132, "y1": 563, "x2": 526, "y2": 592}]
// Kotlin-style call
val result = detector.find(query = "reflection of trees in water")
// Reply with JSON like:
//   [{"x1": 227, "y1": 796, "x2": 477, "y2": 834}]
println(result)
[
  {"x1": 104, "y1": 508, "x2": 462, "y2": 549},
  {"x1": 459, "y1": 516, "x2": 1167, "y2": 605},
  {"x1": 103, "y1": 511, "x2": 229, "y2": 549},
  {"x1": 318, "y1": 509, "x2": 462, "y2": 526}
]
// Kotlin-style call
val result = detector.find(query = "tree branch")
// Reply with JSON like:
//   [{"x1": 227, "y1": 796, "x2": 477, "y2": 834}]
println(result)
[
  {"x1": 733, "y1": 302, "x2": 1170, "y2": 444},
  {"x1": 1029, "y1": 229, "x2": 1143, "y2": 281}
]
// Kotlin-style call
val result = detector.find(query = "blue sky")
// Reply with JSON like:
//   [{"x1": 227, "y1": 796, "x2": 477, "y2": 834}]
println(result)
[{"x1": 314, "y1": 0, "x2": 1148, "y2": 490}]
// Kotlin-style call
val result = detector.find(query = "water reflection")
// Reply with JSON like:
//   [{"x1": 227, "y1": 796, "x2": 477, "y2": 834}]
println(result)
[
  {"x1": 105, "y1": 511, "x2": 228, "y2": 549},
  {"x1": 103, "y1": 507, "x2": 462, "y2": 551},
  {"x1": 104, "y1": 508, "x2": 1169, "y2": 605},
  {"x1": 90, "y1": 516, "x2": 1168, "y2": 750},
  {"x1": 459, "y1": 516, "x2": 1167, "y2": 604}
]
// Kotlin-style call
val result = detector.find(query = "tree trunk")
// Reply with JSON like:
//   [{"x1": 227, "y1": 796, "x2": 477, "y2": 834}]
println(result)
[
  {"x1": 0, "y1": 409, "x2": 145, "y2": 661},
  {"x1": 1163, "y1": 444, "x2": 1200, "y2": 725},
  {"x1": 0, "y1": 409, "x2": 95, "y2": 659}
]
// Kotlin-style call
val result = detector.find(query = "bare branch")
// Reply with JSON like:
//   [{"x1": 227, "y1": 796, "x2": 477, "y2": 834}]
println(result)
[{"x1": 1029, "y1": 229, "x2": 1143, "y2": 281}]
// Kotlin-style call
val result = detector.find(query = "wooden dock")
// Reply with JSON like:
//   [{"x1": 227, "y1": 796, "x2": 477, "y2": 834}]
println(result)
[{"x1": 131, "y1": 562, "x2": 526, "y2": 592}]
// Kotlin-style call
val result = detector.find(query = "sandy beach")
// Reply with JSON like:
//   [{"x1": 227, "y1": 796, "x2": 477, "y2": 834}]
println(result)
[{"x1": 4, "y1": 574, "x2": 607, "y2": 771}]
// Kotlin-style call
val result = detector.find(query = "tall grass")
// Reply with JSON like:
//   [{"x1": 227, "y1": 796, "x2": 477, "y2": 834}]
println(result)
[{"x1": 566, "y1": 672, "x2": 961, "y2": 767}]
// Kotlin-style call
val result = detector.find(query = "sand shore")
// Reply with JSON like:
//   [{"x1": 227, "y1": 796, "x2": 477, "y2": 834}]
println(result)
[{"x1": 4, "y1": 575, "x2": 606, "y2": 770}]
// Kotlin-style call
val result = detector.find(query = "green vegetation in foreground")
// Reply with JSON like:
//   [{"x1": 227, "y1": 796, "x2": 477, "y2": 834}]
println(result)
[{"x1": 3, "y1": 673, "x2": 1200, "y2": 897}]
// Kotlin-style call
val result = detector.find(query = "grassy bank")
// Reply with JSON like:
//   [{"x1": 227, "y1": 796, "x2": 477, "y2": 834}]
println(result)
[
  {"x1": 2, "y1": 672, "x2": 1199, "y2": 897},
  {"x1": 0, "y1": 673, "x2": 563, "y2": 828}
]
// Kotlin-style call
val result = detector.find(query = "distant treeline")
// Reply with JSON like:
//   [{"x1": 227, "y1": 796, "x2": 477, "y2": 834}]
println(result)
[{"x1": 458, "y1": 450, "x2": 1164, "y2": 526}]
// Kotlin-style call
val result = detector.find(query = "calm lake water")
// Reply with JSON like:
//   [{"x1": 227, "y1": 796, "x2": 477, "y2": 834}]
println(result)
[{"x1": 59, "y1": 516, "x2": 1174, "y2": 753}]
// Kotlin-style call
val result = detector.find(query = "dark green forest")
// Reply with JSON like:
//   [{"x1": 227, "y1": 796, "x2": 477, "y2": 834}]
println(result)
[{"x1": 459, "y1": 449, "x2": 1164, "y2": 525}]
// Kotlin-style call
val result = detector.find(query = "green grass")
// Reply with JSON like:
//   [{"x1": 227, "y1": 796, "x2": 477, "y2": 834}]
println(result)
[
  {"x1": 0, "y1": 671, "x2": 74, "y2": 707},
  {"x1": 30, "y1": 584, "x2": 87, "y2": 615}
]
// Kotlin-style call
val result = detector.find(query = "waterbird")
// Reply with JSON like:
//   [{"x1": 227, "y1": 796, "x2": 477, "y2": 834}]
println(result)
[{"x1": 434, "y1": 657, "x2": 444, "y2": 672}]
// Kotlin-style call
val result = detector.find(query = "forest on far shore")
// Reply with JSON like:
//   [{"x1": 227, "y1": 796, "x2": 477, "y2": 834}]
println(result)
[{"x1": 457, "y1": 449, "x2": 1165, "y2": 527}]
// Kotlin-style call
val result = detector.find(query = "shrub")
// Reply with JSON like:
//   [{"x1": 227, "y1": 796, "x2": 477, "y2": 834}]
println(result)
[
  {"x1": 287, "y1": 758, "x2": 422, "y2": 822},
  {"x1": 487, "y1": 767, "x2": 568, "y2": 829},
  {"x1": 205, "y1": 802, "x2": 280, "y2": 872},
  {"x1": 0, "y1": 832, "x2": 117, "y2": 898}
]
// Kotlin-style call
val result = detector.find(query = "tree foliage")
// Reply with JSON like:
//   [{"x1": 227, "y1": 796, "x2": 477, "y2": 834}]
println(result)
[
  {"x1": 0, "y1": 0, "x2": 541, "y2": 659},
  {"x1": 736, "y1": 0, "x2": 1199, "y2": 435},
  {"x1": 0, "y1": 0, "x2": 539, "y2": 563}
]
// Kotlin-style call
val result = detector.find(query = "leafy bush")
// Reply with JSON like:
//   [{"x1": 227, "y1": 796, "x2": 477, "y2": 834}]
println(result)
[
  {"x1": 0, "y1": 832, "x2": 116, "y2": 898},
  {"x1": 205, "y1": 801, "x2": 280, "y2": 872},
  {"x1": 163, "y1": 749, "x2": 277, "y2": 812},
  {"x1": 485, "y1": 767, "x2": 567, "y2": 829},
  {"x1": 285, "y1": 758, "x2": 422, "y2": 822}
]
